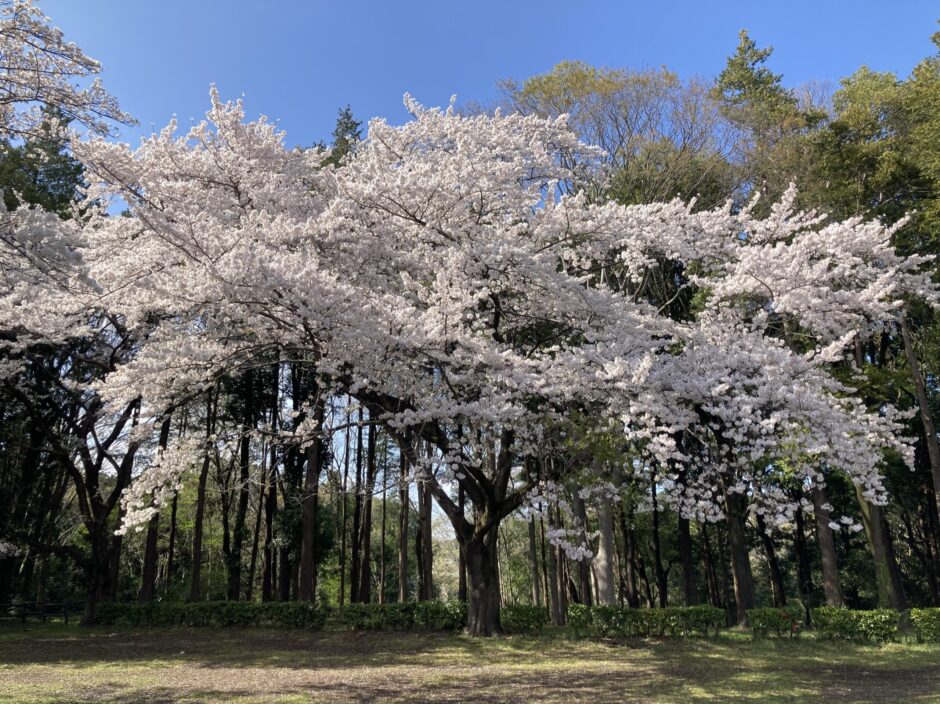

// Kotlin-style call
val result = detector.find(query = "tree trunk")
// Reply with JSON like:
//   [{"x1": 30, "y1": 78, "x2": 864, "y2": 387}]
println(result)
[
  {"x1": 811, "y1": 483, "x2": 843, "y2": 606},
  {"x1": 724, "y1": 490, "x2": 755, "y2": 625},
  {"x1": 617, "y1": 504, "x2": 641, "y2": 608},
  {"x1": 465, "y1": 529, "x2": 502, "y2": 636},
  {"x1": 901, "y1": 315, "x2": 940, "y2": 531},
  {"x1": 571, "y1": 491, "x2": 593, "y2": 606},
  {"x1": 701, "y1": 522, "x2": 722, "y2": 608},
  {"x1": 793, "y1": 502, "x2": 814, "y2": 600},
  {"x1": 339, "y1": 410, "x2": 351, "y2": 607},
  {"x1": 458, "y1": 487, "x2": 468, "y2": 602},
  {"x1": 678, "y1": 516, "x2": 698, "y2": 606},
  {"x1": 298, "y1": 396, "x2": 325, "y2": 603},
  {"x1": 164, "y1": 494, "x2": 178, "y2": 594},
  {"x1": 398, "y1": 439, "x2": 410, "y2": 602},
  {"x1": 418, "y1": 477, "x2": 433, "y2": 601},
  {"x1": 357, "y1": 417, "x2": 376, "y2": 603},
  {"x1": 245, "y1": 456, "x2": 266, "y2": 601},
  {"x1": 650, "y1": 474, "x2": 668, "y2": 608},
  {"x1": 140, "y1": 417, "x2": 171, "y2": 603},
  {"x1": 855, "y1": 486, "x2": 907, "y2": 610},
  {"x1": 138, "y1": 515, "x2": 160, "y2": 602},
  {"x1": 350, "y1": 412, "x2": 363, "y2": 604},
  {"x1": 528, "y1": 516, "x2": 545, "y2": 606},
  {"x1": 755, "y1": 513, "x2": 787, "y2": 607},
  {"x1": 546, "y1": 506, "x2": 563, "y2": 624},
  {"x1": 262, "y1": 463, "x2": 277, "y2": 602},
  {"x1": 379, "y1": 457, "x2": 387, "y2": 604}
]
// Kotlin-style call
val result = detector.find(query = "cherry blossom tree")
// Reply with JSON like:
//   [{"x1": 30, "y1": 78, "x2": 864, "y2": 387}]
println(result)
[{"x1": 4, "y1": 83, "x2": 928, "y2": 633}]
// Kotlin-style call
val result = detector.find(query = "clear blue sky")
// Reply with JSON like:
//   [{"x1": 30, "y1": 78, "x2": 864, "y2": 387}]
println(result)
[{"x1": 43, "y1": 1, "x2": 939, "y2": 148}]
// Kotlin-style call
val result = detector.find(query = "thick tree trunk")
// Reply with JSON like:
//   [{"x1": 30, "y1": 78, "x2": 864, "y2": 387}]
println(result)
[
  {"x1": 338, "y1": 415, "x2": 351, "y2": 607},
  {"x1": 901, "y1": 315, "x2": 940, "y2": 531},
  {"x1": 724, "y1": 490, "x2": 755, "y2": 626},
  {"x1": 855, "y1": 486, "x2": 907, "y2": 610},
  {"x1": 465, "y1": 529, "x2": 502, "y2": 636},
  {"x1": 190, "y1": 450, "x2": 211, "y2": 601},
  {"x1": 82, "y1": 526, "x2": 116, "y2": 625},
  {"x1": 379, "y1": 460, "x2": 387, "y2": 604}
]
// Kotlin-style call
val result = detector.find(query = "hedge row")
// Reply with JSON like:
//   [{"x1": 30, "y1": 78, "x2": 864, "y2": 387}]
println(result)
[
  {"x1": 567, "y1": 604, "x2": 725, "y2": 638},
  {"x1": 339, "y1": 601, "x2": 467, "y2": 631},
  {"x1": 747, "y1": 605, "x2": 804, "y2": 638},
  {"x1": 813, "y1": 607, "x2": 899, "y2": 642},
  {"x1": 95, "y1": 601, "x2": 327, "y2": 629},
  {"x1": 911, "y1": 608, "x2": 940, "y2": 642}
]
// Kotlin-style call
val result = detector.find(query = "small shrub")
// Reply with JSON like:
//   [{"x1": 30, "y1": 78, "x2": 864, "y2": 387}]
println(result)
[
  {"x1": 501, "y1": 604, "x2": 548, "y2": 634},
  {"x1": 748, "y1": 604, "x2": 803, "y2": 638},
  {"x1": 911, "y1": 608, "x2": 940, "y2": 643}
]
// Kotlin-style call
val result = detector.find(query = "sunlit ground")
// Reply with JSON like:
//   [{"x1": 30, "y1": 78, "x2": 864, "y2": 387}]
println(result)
[{"x1": 0, "y1": 623, "x2": 938, "y2": 703}]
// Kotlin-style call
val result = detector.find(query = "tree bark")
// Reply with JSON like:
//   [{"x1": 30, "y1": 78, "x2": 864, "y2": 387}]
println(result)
[
  {"x1": 755, "y1": 512, "x2": 787, "y2": 607},
  {"x1": 298, "y1": 395, "x2": 325, "y2": 603},
  {"x1": 357, "y1": 417, "x2": 376, "y2": 603},
  {"x1": 528, "y1": 515, "x2": 545, "y2": 606},
  {"x1": 855, "y1": 486, "x2": 907, "y2": 610},
  {"x1": 397, "y1": 438, "x2": 410, "y2": 602},
  {"x1": 465, "y1": 528, "x2": 502, "y2": 636},
  {"x1": 350, "y1": 411, "x2": 363, "y2": 603},
  {"x1": 724, "y1": 490, "x2": 755, "y2": 625},
  {"x1": 139, "y1": 416, "x2": 172, "y2": 603},
  {"x1": 811, "y1": 483, "x2": 843, "y2": 606},
  {"x1": 901, "y1": 315, "x2": 940, "y2": 532}
]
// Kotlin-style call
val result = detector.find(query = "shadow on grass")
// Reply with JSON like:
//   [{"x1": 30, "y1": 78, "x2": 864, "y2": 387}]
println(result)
[{"x1": 1, "y1": 623, "x2": 938, "y2": 703}]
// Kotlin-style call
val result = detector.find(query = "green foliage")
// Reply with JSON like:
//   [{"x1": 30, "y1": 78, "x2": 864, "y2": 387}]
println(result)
[
  {"x1": 339, "y1": 601, "x2": 467, "y2": 632},
  {"x1": 501, "y1": 604, "x2": 549, "y2": 634},
  {"x1": 910, "y1": 608, "x2": 940, "y2": 642},
  {"x1": 95, "y1": 601, "x2": 327, "y2": 629},
  {"x1": 565, "y1": 605, "x2": 724, "y2": 638},
  {"x1": 748, "y1": 605, "x2": 804, "y2": 638},
  {"x1": 813, "y1": 607, "x2": 899, "y2": 642}
]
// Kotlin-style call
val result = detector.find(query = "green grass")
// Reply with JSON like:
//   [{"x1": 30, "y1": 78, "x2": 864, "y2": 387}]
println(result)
[{"x1": 0, "y1": 622, "x2": 938, "y2": 703}]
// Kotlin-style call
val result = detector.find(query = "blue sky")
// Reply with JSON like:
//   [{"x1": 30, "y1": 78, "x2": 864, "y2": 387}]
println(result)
[{"x1": 44, "y1": 1, "x2": 939, "y2": 148}]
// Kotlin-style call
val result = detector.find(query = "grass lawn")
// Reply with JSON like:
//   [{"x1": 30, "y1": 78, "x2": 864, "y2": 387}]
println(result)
[{"x1": 0, "y1": 623, "x2": 938, "y2": 703}]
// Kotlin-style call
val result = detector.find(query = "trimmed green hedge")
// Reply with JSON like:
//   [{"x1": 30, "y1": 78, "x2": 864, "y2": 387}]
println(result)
[
  {"x1": 911, "y1": 608, "x2": 940, "y2": 643},
  {"x1": 565, "y1": 604, "x2": 724, "y2": 638},
  {"x1": 95, "y1": 601, "x2": 327, "y2": 629},
  {"x1": 340, "y1": 601, "x2": 467, "y2": 631},
  {"x1": 813, "y1": 607, "x2": 899, "y2": 642},
  {"x1": 501, "y1": 605, "x2": 549, "y2": 634},
  {"x1": 748, "y1": 605, "x2": 804, "y2": 638}
]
